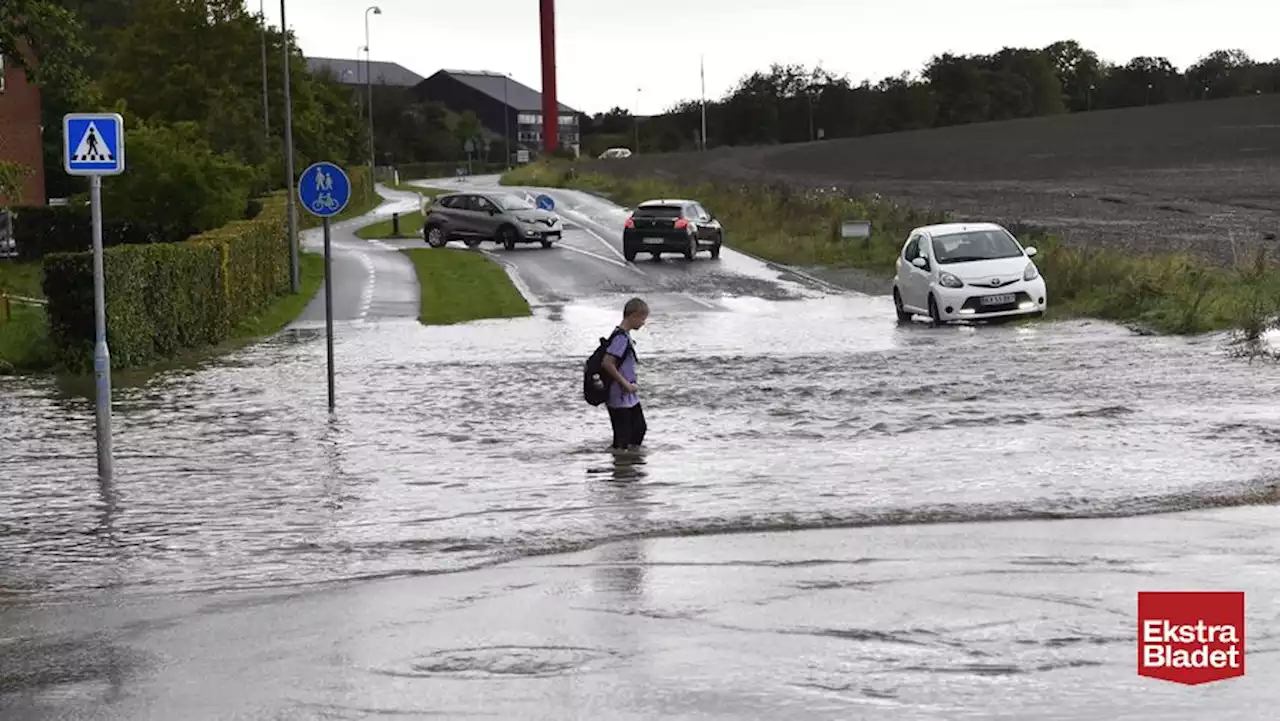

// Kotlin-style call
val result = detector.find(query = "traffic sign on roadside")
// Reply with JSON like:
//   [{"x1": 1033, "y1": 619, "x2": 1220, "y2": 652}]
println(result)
[
  {"x1": 298, "y1": 161, "x2": 351, "y2": 218},
  {"x1": 63, "y1": 113, "x2": 125, "y2": 176},
  {"x1": 536, "y1": 194, "x2": 555, "y2": 211}
]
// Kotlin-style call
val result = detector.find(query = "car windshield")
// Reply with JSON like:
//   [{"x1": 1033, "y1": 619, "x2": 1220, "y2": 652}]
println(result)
[
  {"x1": 635, "y1": 205, "x2": 683, "y2": 218},
  {"x1": 931, "y1": 230, "x2": 1024, "y2": 263},
  {"x1": 495, "y1": 194, "x2": 535, "y2": 211}
]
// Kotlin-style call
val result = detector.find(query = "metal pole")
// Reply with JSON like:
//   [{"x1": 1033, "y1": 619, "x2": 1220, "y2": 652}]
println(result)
[
  {"x1": 634, "y1": 88, "x2": 641, "y2": 153},
  {"x1": 365, "y1": 7, "x2": 381, "y2": 175},
  {"x1": 260, "y1": 0, "x2": 270, "y2": 138},
  {"x1": 281, "y1": 0, "x2": 299, "y2": 293},
  {"x1": 322, "y1": 217, "x2": 335, "y2": 412},
  {"x1": 700, "y1": 55, "x2": 707, "y2": 151},
  {"x1": 90, "y1": 176, "x2": 113, "y2": 481},
  {"x1": 504, "y1": 74, "x2": 510, "y2": 166}
]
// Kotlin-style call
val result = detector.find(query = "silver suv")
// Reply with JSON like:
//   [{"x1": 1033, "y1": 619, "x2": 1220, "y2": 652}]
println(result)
[{"x1": 422, "y1": 191, "x2": 562, "y2": 250}]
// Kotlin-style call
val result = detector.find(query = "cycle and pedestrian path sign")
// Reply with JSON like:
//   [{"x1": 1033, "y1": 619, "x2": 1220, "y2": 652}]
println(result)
[
  {"x1": 299, "y1": 162, "x2": 351, "y2": 218},
  {"x1": 63, "y1": 113, "x2": 125, "y2": 176}
]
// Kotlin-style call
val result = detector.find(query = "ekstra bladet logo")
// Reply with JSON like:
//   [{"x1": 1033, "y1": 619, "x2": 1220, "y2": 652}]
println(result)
[{"x1": 1137, "y1": 591, "x2": 1245, "y2": 685}]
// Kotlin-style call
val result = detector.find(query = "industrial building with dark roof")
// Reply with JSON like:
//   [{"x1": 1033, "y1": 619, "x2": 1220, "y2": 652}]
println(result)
[
  {"x1": 306, "y1": 56, "x2": 426, "y2": 87},
  {"x1": 412, "y1": 70, "x2": 581, "y2": 154}
]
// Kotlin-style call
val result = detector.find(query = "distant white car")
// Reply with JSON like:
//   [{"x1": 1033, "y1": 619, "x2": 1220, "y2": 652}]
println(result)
[
  {"x1": 598, "y1": 147, "x2": 633, "y2": 159},
  {"x1": 892, "y1": 222, "x2": 1047, "y2": 324}
]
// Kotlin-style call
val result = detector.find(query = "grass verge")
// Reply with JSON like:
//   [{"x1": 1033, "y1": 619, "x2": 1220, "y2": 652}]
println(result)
[
  {"x1": 0, "y1": 261, "x2": 51, "y2": 373},
  {"x1": 502, "y1": 161, "x2": 1280, "y2": 336},
  {"x1": 231, "y1": 251, "x2": 325, "y2": 339},
  {"x1": 400, "y1": 248, "x2": 531, "y2": 325},
  {"x1": 357, "y1": 211, "x2": 424, "y2": 240}
]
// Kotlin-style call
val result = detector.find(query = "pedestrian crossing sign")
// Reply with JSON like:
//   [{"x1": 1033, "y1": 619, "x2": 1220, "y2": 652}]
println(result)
[{"x1": 63, "y1": 113, "x2": 126, "y2": 176}]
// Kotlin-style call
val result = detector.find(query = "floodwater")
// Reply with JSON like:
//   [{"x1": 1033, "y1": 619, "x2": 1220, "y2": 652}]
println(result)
[{"x1": 3, "y1": 291, "x2": 1277, "y2": 601}]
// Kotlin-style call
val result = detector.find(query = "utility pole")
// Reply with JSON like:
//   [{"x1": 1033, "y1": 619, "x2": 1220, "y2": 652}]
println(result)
[
  {"x1": 700, "y1": 55, "x2": 707, "y2": 150},
  {"x1": 259, "y1": 0, "x2": 270, "y2": 138},
  {"x1": 634, "y1": 87, "x2": 641, "y2": 153},
  {"x1": 281, "y1": 0, "x2": 299, "y2": 293},
  {"x1": 503, "y1": 73, "x2": 511, "y2": 166}
]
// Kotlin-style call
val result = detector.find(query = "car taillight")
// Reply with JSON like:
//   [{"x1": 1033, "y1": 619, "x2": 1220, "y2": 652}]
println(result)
[
  {"x1": 673, "y1": 218, "x2": 689, "y2": 229},
  {"x1": 624, "y1": 216, "x2": 635, "y2": 228}
]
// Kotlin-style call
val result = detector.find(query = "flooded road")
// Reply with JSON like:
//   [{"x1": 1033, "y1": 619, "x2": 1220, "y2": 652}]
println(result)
[{"x1": 2, "y1": 181, "x2": 1278, "y2": 717}]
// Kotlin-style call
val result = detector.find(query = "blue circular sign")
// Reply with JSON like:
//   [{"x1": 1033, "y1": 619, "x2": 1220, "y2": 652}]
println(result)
[
  {"x1": 298, "y1": 161, "x2": 352, "y2": 218},
  {"x1": 535, "y1": 193, "x2": 555, "y2": 211}
]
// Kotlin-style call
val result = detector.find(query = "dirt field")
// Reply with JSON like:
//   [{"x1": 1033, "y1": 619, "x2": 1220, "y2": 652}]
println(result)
[{"x1": 588, "y1": 94, "x2": 1280, "y2": 266}]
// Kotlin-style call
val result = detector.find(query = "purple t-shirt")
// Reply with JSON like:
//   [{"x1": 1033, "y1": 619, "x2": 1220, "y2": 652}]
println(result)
[{"x1": 605, "y1": 330, "x2": 638, "y2": 408}]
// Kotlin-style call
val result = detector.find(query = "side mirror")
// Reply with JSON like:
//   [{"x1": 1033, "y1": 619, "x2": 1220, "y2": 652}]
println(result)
[
  {"x1": 911, "y1": 256, "x2": 928, "y2": 268},
  {"x1": 1024, "y1": 246, "x2": 1038, "y2": 257}
]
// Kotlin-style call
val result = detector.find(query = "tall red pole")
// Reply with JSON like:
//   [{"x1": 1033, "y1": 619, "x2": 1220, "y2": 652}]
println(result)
[{"x1": 539, "y1": 0, "x2": 559, "y2": 153}]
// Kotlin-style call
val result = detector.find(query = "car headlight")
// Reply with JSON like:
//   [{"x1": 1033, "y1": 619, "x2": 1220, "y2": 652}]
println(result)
[
  {"x1": 938, "y1": 271, "x2": 964, "y2": 288},
  {"x1": 1023, "y1": 262, "x2": 1039, "y2": 281}
]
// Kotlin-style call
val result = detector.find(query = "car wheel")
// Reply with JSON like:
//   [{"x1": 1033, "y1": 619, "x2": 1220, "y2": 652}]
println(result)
[
  {"x1": 426, "y1": 225, "x2": 447, "y2": 248},
  {"x1": 540, "y1": 239, "x2": 554, "y2": 249},
  {"x1": 498, "y1": 224, "x2": 518, "y2": 250},
  {"x1": 464, "y1": 238, "x2": 481, "y2": 248},
  {"x1": 624, "y1": 249, "x2": 637, "y2": 262},
  {"x1": 927, "y1": 294, "x2": 942, "y2": 325},
  {"x1": 684, "y1": 235, "x2": 697, "y2": 261},
  {"x1": 710, "y1": 236, "x2": 722, "y2": 259},
  {"x1": 893, "y1": 288, "x2": 912, "y2": 323}
]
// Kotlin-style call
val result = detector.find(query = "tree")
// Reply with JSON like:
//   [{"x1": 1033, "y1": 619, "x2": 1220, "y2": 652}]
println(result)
[
  {"x1": 0, "y1": 0, "x2": 92, "y2": 95},
  {"x1": 454, "y1": 110, "x2": 484, "y2": 154},
  {"x1": 0, "y1": 161, "x2": 33, "y2": 204}
]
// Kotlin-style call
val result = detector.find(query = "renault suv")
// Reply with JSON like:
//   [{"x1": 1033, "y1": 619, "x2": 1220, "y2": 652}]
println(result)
[
  {"x1": 422, "y1": 191, "x2": 562, "y2": 250},
  {"x1": 621, "y1": 199, "x2": 723, "y2": 261},
  {"x1": 892, "y1": 222, "x2": 1047, "y2": 324}
]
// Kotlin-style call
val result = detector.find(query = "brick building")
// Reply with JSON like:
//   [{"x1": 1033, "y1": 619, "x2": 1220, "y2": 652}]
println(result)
[{"x1": 0, "y1": 47, "x2": 47, "y2": 206}]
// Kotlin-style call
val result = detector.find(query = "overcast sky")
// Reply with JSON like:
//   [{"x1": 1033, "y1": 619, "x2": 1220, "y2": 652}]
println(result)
[{"x1": 262, "y1": 0, "x2": 1279, "y2": 115}]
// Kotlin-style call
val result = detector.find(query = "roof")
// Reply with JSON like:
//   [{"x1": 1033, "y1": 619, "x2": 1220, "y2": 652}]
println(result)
[
  {"x1": 432, "y1": 69, "x2": 578, "y2": 113},
  {"x1": 638, "y1": 198, "x2": 695, "y2": 206},
  {"x1": 307, "y1": 56, "x2": 425, "y2": 87},
  {"x1": 914, "y1": 222, "x2": 1007, "y2": 236}
]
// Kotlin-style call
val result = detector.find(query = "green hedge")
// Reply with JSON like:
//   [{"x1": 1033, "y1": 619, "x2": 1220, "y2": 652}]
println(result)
[{"x1": 42, "y1": 195, "x2": 291, "y2": 371}]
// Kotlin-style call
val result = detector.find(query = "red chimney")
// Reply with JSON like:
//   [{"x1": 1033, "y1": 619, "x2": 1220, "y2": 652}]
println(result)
[{"x1": 538, "y1": 0, "x2": 558, "y2": 153}]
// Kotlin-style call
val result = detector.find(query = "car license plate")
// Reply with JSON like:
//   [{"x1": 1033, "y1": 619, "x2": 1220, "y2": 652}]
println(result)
[
  {"x1": 981, "y1": 293, "x2": 1016, "y2": 305},
  {"x1": 546, "y1": 232, "x2": 560, "y2": 240},
  {"x1": 644, "y1": 237, "x2": 664, "y2": 244}
]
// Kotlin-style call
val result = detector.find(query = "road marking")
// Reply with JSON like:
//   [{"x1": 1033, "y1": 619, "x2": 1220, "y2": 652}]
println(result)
[
  {"x1": 681, "y1": 293, "x2": 717, "y2": 309},
  {"x1": 354, "y1": 250, "x2": 375, "y2": 321},
  {"x1": 573, "y1": 216, "x2": 633, "y2": 266},
  {"x1": 556, "y1": 243, "x2": 646, "y2": 274}
]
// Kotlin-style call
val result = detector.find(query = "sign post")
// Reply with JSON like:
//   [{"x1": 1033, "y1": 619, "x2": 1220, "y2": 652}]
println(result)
[
  {"x1": 63, "y1": 112, "x2": 126, "y2": 482},
  {"x1": 297, "y1": 161, "x2": 351, "y2": 412}
]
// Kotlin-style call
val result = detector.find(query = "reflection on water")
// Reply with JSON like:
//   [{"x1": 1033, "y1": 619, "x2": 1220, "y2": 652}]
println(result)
[{"x1": 2, "y1": 295, "x2": 1279, "y2": 599}]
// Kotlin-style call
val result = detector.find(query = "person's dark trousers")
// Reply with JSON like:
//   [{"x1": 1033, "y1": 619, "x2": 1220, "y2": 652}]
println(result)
[{"x1": 607, "y1": 403, "x2": 647, "y2": 449}]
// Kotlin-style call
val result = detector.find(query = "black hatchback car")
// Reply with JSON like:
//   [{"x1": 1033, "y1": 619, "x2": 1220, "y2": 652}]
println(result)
[{"x1": 621, "y1": 199, "x2": 723, "y2": 261}]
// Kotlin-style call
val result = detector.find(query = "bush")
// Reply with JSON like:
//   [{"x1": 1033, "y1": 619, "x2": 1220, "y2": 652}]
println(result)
[
  {"x1": 9, "y1": 204, "x2": 185, "y2": 261},
  {"x1": 42, "y1": 195, "x2": 291, "y2": 370},
  {"x1": 102, "y1": 121, "x2": 256, "y2": 241}
]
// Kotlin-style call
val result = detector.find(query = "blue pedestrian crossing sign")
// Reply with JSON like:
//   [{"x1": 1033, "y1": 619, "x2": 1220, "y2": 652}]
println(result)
[
  {"x1": 298, "y1": 162, "x2": 351, "y2": 218},
  {"x1": 535, "y1": 193, "x2": 555, "y2": 211},
  {"x1": 63, "y1": 113, "x2": 126, "y2": 176}
]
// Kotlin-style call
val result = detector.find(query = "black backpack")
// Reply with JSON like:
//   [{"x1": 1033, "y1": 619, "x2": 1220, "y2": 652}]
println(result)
[{"x1": 583, "y1": 328, "x2": 635, "y2": 406}]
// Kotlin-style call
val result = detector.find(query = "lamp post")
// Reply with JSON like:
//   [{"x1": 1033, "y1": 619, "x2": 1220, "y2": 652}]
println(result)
[
  {"x1": 503, "y1": 73, "x2": 511, "y2": 167},
  {"x1": 634, "y1": 87, "x2": 641, "y2": 154},
  {"x1": 280, "y1": 0, "x2": 299, "y2": 292},
  {"x1": 699, "y1": 55, "x2": 707, "y2": 151},
  {"x1": 365, "y1": 6, "x2": 381, "y2": 176},
  {"x1": 259, "y1": 0, "x2": 269, "y2": 138}
]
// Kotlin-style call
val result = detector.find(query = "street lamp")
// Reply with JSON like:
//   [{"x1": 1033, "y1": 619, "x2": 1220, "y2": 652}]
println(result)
[
  {"x1": 280, "y1": 0, "x2": 299, "y2": 292},
  {"x1": 634, "y1": 87, "x2": 641, "y2": 153},
  {"x1": 365, "y1": 6, "x2": 381, "y2": 175},
  {"x1": 259, "y1": 0, "x2": 269, "y2": 138},
  {"x1": 503, "y1": 73, "x2": 511, "y2": 167}
]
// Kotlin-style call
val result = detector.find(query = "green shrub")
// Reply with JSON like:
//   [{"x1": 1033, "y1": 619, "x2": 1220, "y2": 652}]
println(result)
[
  {"x1": 42, "y1": 195, "x2": 291, "y2": 370},
  {"x1": 102, "y1": 121, "x2": 256, "y2": 242}
]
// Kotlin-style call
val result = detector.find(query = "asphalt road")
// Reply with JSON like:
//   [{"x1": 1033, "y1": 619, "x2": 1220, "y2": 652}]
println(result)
[{"x1": 402, "y1": 175, "x2": 843, "y2": 312}]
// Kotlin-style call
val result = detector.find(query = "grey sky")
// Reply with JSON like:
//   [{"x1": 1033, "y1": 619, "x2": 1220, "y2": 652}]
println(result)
[{"x1": 261, "y1": 0, "x2": 1279, "y2": 115}]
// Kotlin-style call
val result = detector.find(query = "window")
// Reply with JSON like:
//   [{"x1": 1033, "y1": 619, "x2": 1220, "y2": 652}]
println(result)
[
  {"x1": 437, "y1": 195, "x2": 461, "y2": 209},
  {"x1": 633, "y1": 205, "x2": 683, "y2": 219},
  {"x1": 559, "y1": 114, "x2": 577, "y2": 125},
  {"x1": 469, "y1": 196, "x2": 497, "y2": 213},
  {"x1": 931, "y1": 229, "x2": 1023, "y2": 264},
  {"x1": 692, "y1": 203, "x2": 712, "y2": 221},
  {"x1": 517, "y1": 113, "x2": 540, "y2": 125},
  {"x1": 518, "y1": 130, "x2": 540, "y2": 142},
  {"x1": 902, "y1": 235, "x2": 920, "y2": 260}
]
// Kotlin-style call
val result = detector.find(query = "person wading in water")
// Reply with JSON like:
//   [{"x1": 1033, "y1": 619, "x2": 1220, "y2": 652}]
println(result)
[{"x1": 601, "y1": 298, "x2": 649, "y2": 451}]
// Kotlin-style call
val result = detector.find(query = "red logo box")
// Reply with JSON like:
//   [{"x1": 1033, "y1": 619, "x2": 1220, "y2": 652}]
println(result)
[{"x1": 1138, "y1": 591, "x2": 1245, "y2": 685}]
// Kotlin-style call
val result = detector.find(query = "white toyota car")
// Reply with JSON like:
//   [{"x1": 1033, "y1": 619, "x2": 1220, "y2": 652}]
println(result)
[{"x1": 892, "y1": 222, "x2": 1047, "y2": 324}]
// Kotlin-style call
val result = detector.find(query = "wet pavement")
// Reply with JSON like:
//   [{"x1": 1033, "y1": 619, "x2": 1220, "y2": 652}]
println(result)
[{"x1": 2, "y1": 178, "x2": 1279, "y2": 718}]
